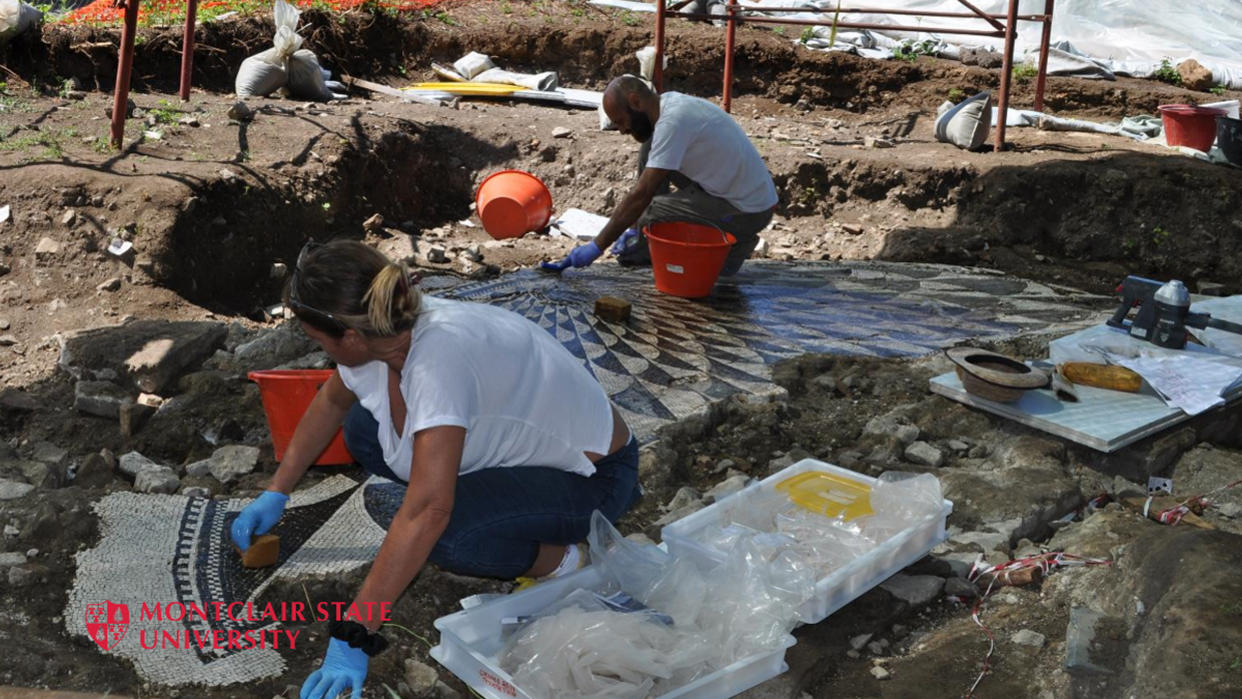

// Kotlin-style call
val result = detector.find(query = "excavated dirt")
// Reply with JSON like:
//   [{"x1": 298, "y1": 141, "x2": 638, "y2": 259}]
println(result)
[{"x1": 3, "y1": 2, "x2": 1242, "y2": 698}]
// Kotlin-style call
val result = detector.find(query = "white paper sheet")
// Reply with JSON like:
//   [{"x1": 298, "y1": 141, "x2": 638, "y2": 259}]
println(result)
[
  {"x1": 1118, "y1": 355, "x2": 1242, "y2": 416},
  {"x1": 551, "y1": 208, "x2": 609, "y2": 241}
]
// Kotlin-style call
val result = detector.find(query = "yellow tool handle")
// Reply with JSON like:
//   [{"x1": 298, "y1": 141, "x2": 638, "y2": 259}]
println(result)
[{"x1": 1058, "y1": 362, "x2": 1143, "y2": 392}]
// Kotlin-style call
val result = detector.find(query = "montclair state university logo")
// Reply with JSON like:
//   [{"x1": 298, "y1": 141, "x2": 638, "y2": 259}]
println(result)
[{"x1": 86, "y1": 601, "x2": 130, "y2": 651}]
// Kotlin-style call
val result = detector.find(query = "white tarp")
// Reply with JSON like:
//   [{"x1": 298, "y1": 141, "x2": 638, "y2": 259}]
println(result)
[{"x1": 595, "y1": 1, "x2": 1242, "y2": 89}]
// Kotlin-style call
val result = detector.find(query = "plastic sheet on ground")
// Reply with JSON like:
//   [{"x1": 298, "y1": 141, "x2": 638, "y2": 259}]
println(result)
[{"x1": 599, "y1": 0, "x2": 1242, "y2": 89}]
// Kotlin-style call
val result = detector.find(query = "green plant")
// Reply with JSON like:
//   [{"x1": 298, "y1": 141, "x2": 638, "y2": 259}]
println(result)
[
  {"x1": 150, "y1": 99, "x2": 179, "y2": 125},
  {"x1": 500, "y1": 1, "x2": 511, "y2": 13},
  {"x1": 772, "y1": 26, "x2": 786, "y2": 36},
  {"x1": 1153, "y1": 58, "x2": 1182, "y2": 86},
  {"x1": 893, "y1": 39, "x2": 937, "y2": 62},
  {"x1": 1211, "y1": 84, "x2": 1227, "y2": 96},
  {"x1": 91, "y1": 135, "x2": 113, "y2": 154},
  {"x1": 1151, "y1": 225, "x2": 1171, "y2": 247},
  {"x1": 620, "y1": 10, "x2": 638, "y2": 26},
  {"x1": 1011, "y1": 63, "x2": 1037, "y2": 83},
  {"x1": 947, "y1": 87, "x2": 965, "y2": 102},
  {"x1": 799, "y1": 26, "x2": 815, "y2": 44}
]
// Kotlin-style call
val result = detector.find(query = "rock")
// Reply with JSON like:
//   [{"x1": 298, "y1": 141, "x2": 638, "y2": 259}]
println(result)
[
  {"x1": 879, "y1": 573, "x2": 944, "y2": 607},
  {"x1": 362, "y1": 213, "x2": 385, "y2": 233},
  {"x1": 704, "y1": 474, "x2": 749, "y2": 502},
  {"x1": 232, "y1": 322, "x2": 320, "y2": 371},
  {"x1": 0, "y1": 551, "x2": 27, "y2": 568},
  {"x1": 0, "y1": 318, "x2": 8, "y2": 330},
  {"x1": 106, "y1": 98, "x2": 137, "y2": 119},
  {"x1": 404, "y1": 658, "x2": 439, "y2": 696},
  {"x1": 849, "y1": 633, "x2": 872, "y2": 651},
  {"x1": 426, "y1": 245, "x2": 449, "y2": 264},
  {"x1": 894, "y1": 424, "x2": 920, "y2": 445},
  {"x1": 119, "y1": 451, "x2": 164, "y2": 478},
  {"x1": 551, "y1": 126, "x2": 573, "y2": 139},
  {"x1": 135, "y1": 467, "x2": 180, "y2": 494},
  {"x1": 1177, "y1": 58, "x2": 1214, "y2": 91},
  {"x1": 654, "y1": 502, "x2": 705, "y2": 527},
  {"x1": 1197, "y1": 280, "x2": 1226, "y2": 297},
  {"x1": 34, "y1": 237, "x2": 61, "y2": 262},
  {"x1": 1064, "y1": 606, "x2": 1110, "y2": 675},
  {"x1": 59, "y1": 320, "x2": 228, "y2": 394},
  {"x1": 76, "y1": 452, "x2": 117, "y2": 488},
  {"x1": 96, "y1": 277, "x2": 122, "y2": 292},
  {"x1": 1011, "y1": 629, "x2": 1046, "y2": 649},
  {"x1": 960, "y1": 47, "x2": 1002, "y2": 68},
  {"x1": 8, "y1": 563, "x2": 43, "y2": 587},
  {"x1": 19, "y1": 458, "x2": 67, "y2": 489},
  {"x1": 870, "y1": 665, "x2": 891, "y2": 680},
  {"x1": 61, "y1": 209, "x2": 77, "y2": 226},
  {"x1": 207, "y1": 445, "x2": 260, "y2": 484},
  {"x1": 865, "y1": 136, "x2": 895, "y2": 149},
  {"x1": 811, "y1": 374, "x2": 836, "y2": 392},
  {"x1": 178, "y1": 115, "x2": 201, "y2": 127},
  {"x1": 74, "y1": 380, "x2": 131, "y2": 419},
  {"x1": 947, "y1": 439, "x2": 970, "y2": 453},
  {"x1": 120, "y1": 400, "x2": 157, "y2": 438},
  {"x1": 0, "y1": 478, "x2": 34, "y2": 500},
  {"x1": 867, "y1": 639, "x2": 888, "y2": 655},
  {"x1": 227, "y1": 101, "x2": 255, "y2": 122},
  {"x1": 904, "y1": 441, "x2": 944, "y2": 467},
  {"x1": 663, "y1": 486, "x2": 701, "y2": 512},
  {"x1": 943, "y1": 576, "x2": 978, "y2": 598},
  {"x1": 181, "y1": 486, "x2": 211, "y2": 498},
  {"x1": 767, "y1": 453, "x2": 795, "y2": 474},
  {"x1": 185, "y1": 458, "x2": 212, "y2": 479}
]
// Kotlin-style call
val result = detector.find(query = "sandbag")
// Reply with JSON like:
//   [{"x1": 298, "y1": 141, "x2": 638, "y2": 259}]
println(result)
[
  {"x1": 234, "y1": 0, "x2": 302, "y2": 98},
  {"x1": 935, "y1": 91, "x2": 992, "y2": 150},
  {"x1": 0, "y1": 0, "x2": 41, "y2": 45},
  {"x1": 287, "y1": 49, "x2": 339, "y2": 101}
]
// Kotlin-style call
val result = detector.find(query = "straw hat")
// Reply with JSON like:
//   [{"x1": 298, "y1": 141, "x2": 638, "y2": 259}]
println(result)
[{"x1": 945, "y1": 347, "x2": 1049, "y2": 403}]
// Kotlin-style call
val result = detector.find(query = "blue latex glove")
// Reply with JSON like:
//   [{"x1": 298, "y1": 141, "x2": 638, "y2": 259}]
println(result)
[
  {"x1": 230, "y1": 490, "x2": 289, "y2": 551},
  {"x1": 609, "y1": 227, "x2": 640, "y2": 256},
  {"x1": 300, "y1": 638, "x2": 368, "y2": 699},
  {"x1": 540, "y1": 241, "x2": 602, "y2": 272}
]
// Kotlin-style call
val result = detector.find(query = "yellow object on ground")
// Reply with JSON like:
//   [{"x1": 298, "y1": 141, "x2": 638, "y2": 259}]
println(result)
[
  {"x1": 403, "y1": 82, "x2": 525, "y2": 96},
  {"x1": 776, "y1": 470, "x2": 874, "y2": 521}
]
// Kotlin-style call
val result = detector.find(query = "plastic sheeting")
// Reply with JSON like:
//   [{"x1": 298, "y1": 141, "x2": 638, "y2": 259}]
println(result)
[{"x1": 602, "y1": 1, "x2": 1242, "y2": 89}]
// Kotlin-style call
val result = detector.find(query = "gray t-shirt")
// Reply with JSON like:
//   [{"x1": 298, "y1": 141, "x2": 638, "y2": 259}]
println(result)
[{"x1": 645, "y1": 92, "x2": 778, "y2": 213}]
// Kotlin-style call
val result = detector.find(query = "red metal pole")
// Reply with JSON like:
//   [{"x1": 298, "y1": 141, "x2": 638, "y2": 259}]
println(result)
[
  {"x1": 993, "y1": 0, "x2": 1019, "y2": 152},
  {"x1": 179, "y1": 0, "x2": 198, "y2": 101},
  {"x1": 653, "y1": 0, "x2": 665, "y2": 92},
  {"x1": 110, "y1": 0, "x2": 141, "y2": 149},
  {"x1": 1033, "y1": 0, "x2": 1054, "y2": 112},
  {"x1": 722, "y1": 0, "x2": 737, "y2": 113}
]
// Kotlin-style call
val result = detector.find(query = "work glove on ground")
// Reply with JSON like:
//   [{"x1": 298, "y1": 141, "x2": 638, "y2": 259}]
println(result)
[
  {"x1": 230, "y1": 490, "x2": 289, "y2": 551},
  {"x1": 609, "y1": 227, "x2": 640, "y2": 256},
  {"x1": 541, "y1": 241, "x2": 602, "y2": 272},
  {"x1": 300, "y1": 638, "x2": 368, "y2": 699}
]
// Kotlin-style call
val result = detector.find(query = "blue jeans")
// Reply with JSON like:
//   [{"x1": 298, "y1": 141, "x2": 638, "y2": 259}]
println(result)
[{"x1": 343, "y1": 402, "x2": 642, "y2": 578}]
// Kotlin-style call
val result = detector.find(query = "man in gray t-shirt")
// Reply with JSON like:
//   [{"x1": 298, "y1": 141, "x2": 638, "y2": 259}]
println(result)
[{"x1": 541, "y1": 76, "x2": 777, "y2": 276}]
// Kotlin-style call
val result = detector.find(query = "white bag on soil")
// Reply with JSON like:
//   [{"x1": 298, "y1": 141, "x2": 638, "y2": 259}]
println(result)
[
  {"x1": 287, "y1": 49, "x2": 342, "y2": 102},
  {"x1": 935, "y1": 91, "x2": 993, "y2": 151},
  {"x1": 234, "y1": 0, "x2": 302, "y2": 99},
  {"x1": 0, "y1": 0, "x2": 41, "y2": 44}
]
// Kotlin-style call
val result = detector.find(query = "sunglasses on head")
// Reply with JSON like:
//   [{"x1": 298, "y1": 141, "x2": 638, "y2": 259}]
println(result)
[{"x1": 287, "y1": 241, "x2": 346, "y2": 330}]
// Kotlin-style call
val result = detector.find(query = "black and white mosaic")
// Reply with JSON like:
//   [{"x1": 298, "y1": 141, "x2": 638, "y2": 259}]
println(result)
[
  {"x1": 430, "y1": 261, "x2": 1102, "y2": 440},
  {"x1": 66, "y1": 261, "x2": 1102, "y2": 685}
]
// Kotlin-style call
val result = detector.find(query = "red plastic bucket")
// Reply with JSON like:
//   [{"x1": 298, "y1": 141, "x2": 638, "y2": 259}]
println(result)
[
  {"x1": 644, "y1": 222, "x2": 737, "y2": 298},
  {"x1": 474, "y1": 170, "x2": 554, "y2": 240},
  {"x1": 1159, "y1": 104, "x2": 1227, "y2": 152},
  {"x1": 248, "y1": 370, "x2": 354, "y2": 465}
]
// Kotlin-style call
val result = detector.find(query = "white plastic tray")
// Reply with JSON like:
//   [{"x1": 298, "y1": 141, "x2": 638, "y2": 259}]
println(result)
[
  {"x1": 430, "y1": 564, "x2": 795, "y2": 699},
  {"x1": 661, "y1": 458, "x2": 953, "y2": 624}
]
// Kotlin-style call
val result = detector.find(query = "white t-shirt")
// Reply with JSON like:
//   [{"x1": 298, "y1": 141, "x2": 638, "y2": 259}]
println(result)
[
  {"x1": 337, "y1": 297, "x2": 614, "y2": 481},
  {"x1": 645, "y1": 91, "x2": 779, "y2": 214}
]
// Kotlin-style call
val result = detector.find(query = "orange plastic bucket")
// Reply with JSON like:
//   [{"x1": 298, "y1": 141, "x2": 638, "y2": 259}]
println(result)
[
  {"x1": 644, "y1": 222, "x2": 737, "y2": 298},
  {"x1": 1159, "y1": 104, "x2": 1227, "y2": 152},
  {"x1": 474, "y1": 170, "x2": 554, "y2": 240},
  {"x1": 248, "y1": 370, "x2": 354, "y2": 465}
]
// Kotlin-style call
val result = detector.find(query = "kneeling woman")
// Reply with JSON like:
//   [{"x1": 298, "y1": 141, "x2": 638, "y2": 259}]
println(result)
[{"x1": 230, "y1": 240, "x2": 639, "y2": 699}]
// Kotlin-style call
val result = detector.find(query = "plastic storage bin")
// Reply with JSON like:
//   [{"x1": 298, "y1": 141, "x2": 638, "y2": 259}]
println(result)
[
  {"x1": 661, "y1": 458, "x2": 953, "y2": 624},
  {"x1": 430, "y1": 564, "x2": 795, "y2": 699}
]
